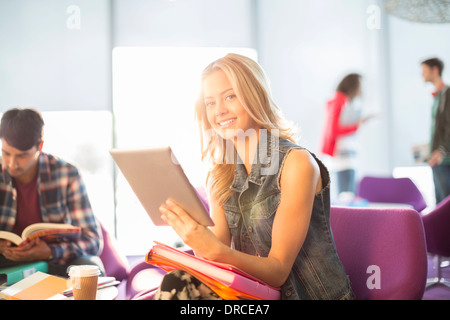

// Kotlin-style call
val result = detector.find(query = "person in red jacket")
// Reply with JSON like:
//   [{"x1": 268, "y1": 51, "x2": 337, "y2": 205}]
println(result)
[{"x1": 320, "y1": 73, "x2": 372, "y2": 197}]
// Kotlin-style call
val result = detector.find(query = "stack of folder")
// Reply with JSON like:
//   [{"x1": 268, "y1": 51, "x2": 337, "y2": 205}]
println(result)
[{"x1": 0, "y1": 261, "x2": 48, "y2": 286}]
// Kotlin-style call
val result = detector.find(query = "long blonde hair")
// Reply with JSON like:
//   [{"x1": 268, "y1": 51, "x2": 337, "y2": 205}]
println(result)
[{"x1": 195, "y1": 53, "x2": 295, "y2": 205}]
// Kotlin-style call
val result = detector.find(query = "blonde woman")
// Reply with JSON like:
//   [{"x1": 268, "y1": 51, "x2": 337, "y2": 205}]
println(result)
[{"x1": 156, "y1": 54, "x2": 354, "y2": 300}]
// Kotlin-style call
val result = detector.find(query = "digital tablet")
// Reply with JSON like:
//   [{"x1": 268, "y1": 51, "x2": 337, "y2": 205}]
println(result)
[{"x1": 110, "y1": 146, "x2": 214, "y2": 226}]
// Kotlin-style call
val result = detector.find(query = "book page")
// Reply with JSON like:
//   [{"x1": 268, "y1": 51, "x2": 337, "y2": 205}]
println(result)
[
  {"x1": 21, "y1": 223, "x2": 79, "y2": 239},
  {"x1": 0, "y1": 231, "x2": 23, "y2": 246}
]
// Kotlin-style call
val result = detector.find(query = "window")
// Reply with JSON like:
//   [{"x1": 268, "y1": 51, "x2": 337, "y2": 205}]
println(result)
[{"x1": 42, "y1": 111, "x2": 115, "y2": 232}]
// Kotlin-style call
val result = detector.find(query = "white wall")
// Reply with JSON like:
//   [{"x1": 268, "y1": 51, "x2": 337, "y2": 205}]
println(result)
[
  {"x1": 112, "y1": 0, "x2": 256, "y2": 47},
  {"x1": 256, "y1": 0, "x2": 392, "y2": 180},
  {"x1": 0, "y1": 0, "x2": 112, "y2": 111}
]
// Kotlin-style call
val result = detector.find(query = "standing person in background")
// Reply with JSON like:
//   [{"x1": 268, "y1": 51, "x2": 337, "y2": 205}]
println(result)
[
  {"x1": 421, "y1": 58, "x2": 450, "y2": 204},
  {"x1": 320, "y1": 73, "x2": 373, "y2": 198}
]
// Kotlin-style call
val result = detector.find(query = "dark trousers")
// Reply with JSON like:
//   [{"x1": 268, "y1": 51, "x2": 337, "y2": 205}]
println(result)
[
  {"x1": 432, "y1": 163, "x2": 450, "y2": 204},
  {"x1": 336, "y1": 169, "x2": 356, "y2": 194}
]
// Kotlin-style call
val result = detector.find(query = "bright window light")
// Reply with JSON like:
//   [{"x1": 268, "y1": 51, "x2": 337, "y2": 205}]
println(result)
[
  {"x1": 41, "y1": 111, "x2": 115, "y2": 232},
  {"x1": 393, "y1": 165, "x2": 435, "y2": 213},
  {"x1": 112, "y1": 47, "x2": 258, "y2": 255}
]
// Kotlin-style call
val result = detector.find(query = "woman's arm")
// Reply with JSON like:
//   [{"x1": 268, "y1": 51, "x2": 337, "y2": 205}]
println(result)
[
  {"x1": 209, "y1": 198, "x2": 232, "y2": 247},
  {"x1": 160, "y1": 149, "x2": 321, "y2": 288}
]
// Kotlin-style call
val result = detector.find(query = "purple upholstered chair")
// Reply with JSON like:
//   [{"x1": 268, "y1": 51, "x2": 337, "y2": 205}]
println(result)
[
  {"x1": 357, "y1": 176, "x2": 427, "y2": 212},
  {"x1": 330, "y1": 206, "x2": 427, "y2": 300},
  {"x1": 421, "y1": 195, "x2": 450, "y2": 288},
  {"x1": 196, "y1": 186, "x2": 210, "y2": 213},
  {"x1": 126, "y1": 262, "x2": 167, "y2": 299},
  {"x1": 99, "y1": 223, "x2": 130, "y2": 284},
  {"x1": 128, "y1": 248, "x2": 195, "y2": 300}
]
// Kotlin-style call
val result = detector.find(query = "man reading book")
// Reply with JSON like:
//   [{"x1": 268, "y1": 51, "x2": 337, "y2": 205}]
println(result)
[{"x1": 0, "y1": 108, "x2": 105, "y2": 277}]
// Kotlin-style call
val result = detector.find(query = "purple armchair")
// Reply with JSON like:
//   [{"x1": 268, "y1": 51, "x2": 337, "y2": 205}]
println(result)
[
  {"x1": 128, "y1": 248, "x2": 194, "y2": 300},
  {"x1": 330, "y1": 206, "x2": 427, "y2": 300},
  {"x1": 126, "y1": 262, "x2": 167, "y2": 299},
  {"x1": 98, "y1": 222, "x2": 130, "y2": 299},
  {"x1": 357, "y1": 176, "x2": 427, "y2": 212},
  {"x1": 421, "y1": 195, "x2": 450, "y2": 288}
]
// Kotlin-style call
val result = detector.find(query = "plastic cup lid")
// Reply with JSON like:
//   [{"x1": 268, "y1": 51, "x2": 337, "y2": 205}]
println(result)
[{"x1": 67, "y1": 265, "x2": 101, "y2": 277}]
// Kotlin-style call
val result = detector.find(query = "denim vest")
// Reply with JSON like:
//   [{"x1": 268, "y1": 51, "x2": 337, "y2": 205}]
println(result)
[{"x1": 223, "y1": 134, "x2": 355, "y2": 300}]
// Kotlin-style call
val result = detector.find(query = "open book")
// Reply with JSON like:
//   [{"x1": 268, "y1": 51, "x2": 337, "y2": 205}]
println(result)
[
  {"x1": 0, "y1": 223, "x2": 81, "y2": 246},
  {"x1": 146, "y1": 242, "x2": 281, "y2": 300}
]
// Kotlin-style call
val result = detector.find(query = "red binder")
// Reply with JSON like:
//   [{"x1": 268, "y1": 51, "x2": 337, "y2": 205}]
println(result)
[{"x1": 146, "y1": 242, "x2": 280, "y2": 300}]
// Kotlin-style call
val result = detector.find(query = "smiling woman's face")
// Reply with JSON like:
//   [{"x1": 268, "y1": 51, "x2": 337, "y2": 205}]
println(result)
[{"x1": 203, "y1": 69, "x2": 259, "y2": 140}]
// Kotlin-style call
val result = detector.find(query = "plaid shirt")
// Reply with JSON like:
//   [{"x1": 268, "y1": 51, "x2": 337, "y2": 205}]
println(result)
[{"x1": 0, "y1": 152, "x2": 102, "y2": 264}]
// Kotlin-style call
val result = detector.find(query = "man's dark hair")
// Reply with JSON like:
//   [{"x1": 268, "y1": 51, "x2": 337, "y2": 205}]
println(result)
[
  {"x1": 421, "y1": 58, "x2": 444, "y2": 77},
  {"x1": 0, "y1": 108, "x2": 44, "y2": 151},
  {"x1": 336, "y1": 73, "x2": 362, "y2": 97}
]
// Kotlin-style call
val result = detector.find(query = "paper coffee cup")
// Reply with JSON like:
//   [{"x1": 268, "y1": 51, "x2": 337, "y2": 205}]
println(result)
[{"x1": 67, "y1": 265, "x2": 101, "y2": 300}]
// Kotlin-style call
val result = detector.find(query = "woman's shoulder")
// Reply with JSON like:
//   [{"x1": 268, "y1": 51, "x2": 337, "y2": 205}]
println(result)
[
  {"x1": 279, "y1": 148, "x2": 322, "y2": 194},
  {"x1": 277, "y1": 139, "x2": 316, "y2": 168},
  {"x1": 283, "y1": 148, "x2": 318, "y2": 172},
  {"x1": 277, "y1": 138, "x2": 313, "y2": 158}
]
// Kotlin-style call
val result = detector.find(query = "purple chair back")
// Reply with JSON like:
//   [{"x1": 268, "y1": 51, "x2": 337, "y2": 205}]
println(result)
[
  {"x1": 195, "y1": 186, "x2": 209, "y2": 213},
  {"x1": 422, "y1": 195, "x2": 450, "y2": 257},
  {"x1": 126, "y1": 261, "x2": 167, "y2": 299},
  {"x1": 330, "y1": 206, "x2": 427, "y2": 300},
  {"x1": 129, "y1": 248, "x2": 195, "y2": 300},
  {"x1": 357, "y1": 176, "x2": 427, "y2": 212},
  {"x1": 99, "y1": 223, "x2": 130, "y2": 282}
]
